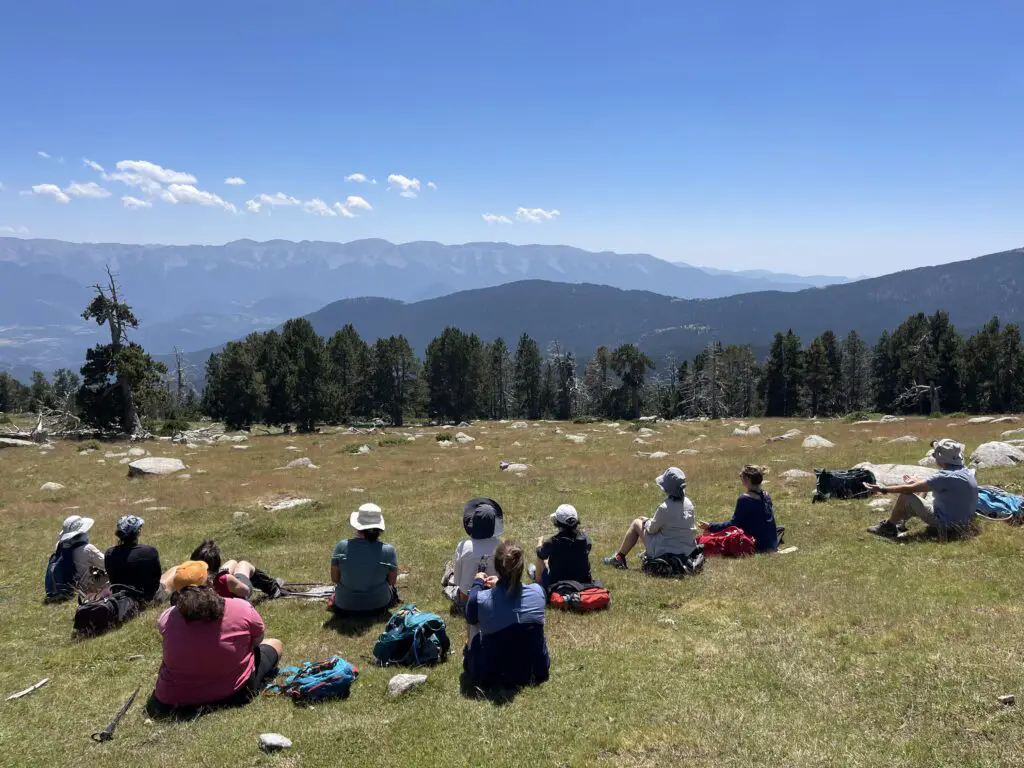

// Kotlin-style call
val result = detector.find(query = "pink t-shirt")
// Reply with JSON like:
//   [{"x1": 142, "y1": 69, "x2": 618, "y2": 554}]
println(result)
[{"x1": 155, "y1": 597, "x2": 264, "y2": 706}]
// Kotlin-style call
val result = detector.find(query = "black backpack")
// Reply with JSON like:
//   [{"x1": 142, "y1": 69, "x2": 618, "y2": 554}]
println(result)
[
  {"x1": 641, "y1": 545, "x2": 705, "y2": 578},
  {"x1": 73, "y1": 591, "x2": 140, "y2": 637},
  {"x1": 812, "y1": 468, "x2": 876, "y2": 503}
]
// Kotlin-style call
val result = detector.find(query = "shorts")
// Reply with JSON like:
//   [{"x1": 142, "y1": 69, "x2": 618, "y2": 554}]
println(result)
[{"x1": 233, "y1": 573, "x2": 253, "y2": 592}]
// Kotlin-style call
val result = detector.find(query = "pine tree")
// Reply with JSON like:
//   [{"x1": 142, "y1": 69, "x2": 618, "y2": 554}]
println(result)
[
  {"x1": 840, "y1": 330, "x2": 870, "y2": 412},
  {"x1": 425, "y1": 327, "x2": 484, "y2": 423},
  {"x1": 485, "y1": 338, "x2": 512, "y2": 419},
  {"x1": 999, "y1": 323, "x2": 1024, "y2": 413},
  {"x1": 327, "y1": 325, "x2": 372, "y2": 423},
  {"x1": 29, "y1": 371, "x2": 54, "y2": 411},
  {"x1": 760, "y1": 333, "x2": 787, "y2": 417},
  {"x1": 963, "y1": 318, "x2": 1002, "y2": 412},
  {"x1": 371, "y1": 335, "x2": 419, "y2": 426},
  {"x1": 215, "y1": 342, "x2": 267, "y2": 430},
  {"x1": 512, "y1": 333, "x2": 543, "y2": 419},
  {"x1": 0, "y1": 372, "x2": 29, "y2": 414},
  {"x1": 871, "y1": 330, "x2": 898, "y2": 413},
  {"x1": 582, "y1": 346, "x2": 614, "y2": 417},
  {"x1": 280, "y1": 319, "x2": 332, "y2": 431},
  {"x1": 609, "y1": 343, "x2": 655, "y2": 419}
]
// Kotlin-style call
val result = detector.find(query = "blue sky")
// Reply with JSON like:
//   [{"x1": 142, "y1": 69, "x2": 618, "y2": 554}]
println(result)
[{"x1": 1, "y1": 1, "x2": 1022, "y2": 275}]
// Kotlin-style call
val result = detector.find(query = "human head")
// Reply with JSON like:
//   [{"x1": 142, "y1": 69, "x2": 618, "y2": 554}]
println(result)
[
  {"x1": 740, "y1": 465, "x2": 764, "y2": 491},
  {"x1": 494, "y1": 540, "x2": 524, "y2": 593},
  {"x1": 463, "y1": 497, "x2": 502, "y2": 540},
  {"x1": 351, "y1": 503, "x2": 385, "y2": 541},
  {"x1": 115, "y1": 515, "x2": 144, "y2": 544},
  {"x1": 171, "y1": 560, "x2": 209, "y2": 591},
  {"x1": 190, "y1": 540, "x2": 222, "y2": 573},
  {"x1": 655, "y1": 467, "x2": 687, "y2": 500},
  {"x1": 550, "y1": 503, "x2": 579, "y2": 531},
  {"x1": 171, "y1": 562, "x2": 223, "y2": 623},
  {"x1": 58, "y1": 515, "x2": 94, "y2": 547},
  {"x1": 930, "y1": 438, "x2": 965, "y2": 469}
]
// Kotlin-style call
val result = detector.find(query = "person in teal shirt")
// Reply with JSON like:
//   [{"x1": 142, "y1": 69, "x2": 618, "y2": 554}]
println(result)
[{"x1": 330, "y1": 503, "x2": 399, "y2": 615}]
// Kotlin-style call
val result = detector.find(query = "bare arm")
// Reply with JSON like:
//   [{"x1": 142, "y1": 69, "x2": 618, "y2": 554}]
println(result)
[
  {"x1": 865, "y1": 479, "x2": 931, "y2": 495},
  {"x1": 387, "y1": 570, "x2": 398, "y2": 587},
  {"x1": 224, "y1": 573, "x2": 252, "y2": 599},
  {"x1": 330, "y1": 563, "x2": 340, "y2": 585}
]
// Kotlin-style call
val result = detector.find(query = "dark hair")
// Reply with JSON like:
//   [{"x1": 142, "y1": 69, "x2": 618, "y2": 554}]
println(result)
[
  {"x1": 175, "y1": 585, "x2": 225, "y2": 623},
  {"x1": 494, "y1": 541, "x2": 524, "y2": 594},
  {"x1": 360, "y1": 528, "x2": 382, "y2": 543},
  {"x1": 741, "y1": 465, "x2": 764, "y2": 487},
  {"x1": 190, "y1": 540, "x2": 222, "y2": 573},
  {"x1": 115, "y1": 531, "x2": 139, "y2": 545}
]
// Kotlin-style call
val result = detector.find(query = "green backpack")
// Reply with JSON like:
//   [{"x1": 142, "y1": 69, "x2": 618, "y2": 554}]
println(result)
[{"x1": 372, "y1": 604, "x2": 450, "y2": 667}]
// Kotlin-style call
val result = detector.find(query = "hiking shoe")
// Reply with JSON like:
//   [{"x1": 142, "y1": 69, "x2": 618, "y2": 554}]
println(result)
[
  {"x1": 603, "y1": 553, "x2": 628, "y2": 569},
  {"x1": 867, "y1": 520, "x2": 901, "y2": 539}
]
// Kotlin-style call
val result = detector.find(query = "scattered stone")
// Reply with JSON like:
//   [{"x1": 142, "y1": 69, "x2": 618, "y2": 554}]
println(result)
[
  {"x1": 232, "y1": 511, "x2": 249, "y2": 522},
  {"x1": 767, "y1": 428, "x2": 802, "y2": 443},
  {"x1": 509, "y1": 422, "x2": 528, "y2": 429},
  {"x1": 437, "y1": 440, "x2": 452, "y2": 447},
  {"x1": 282, "y1": 457, "x2": 319, "y2": 470},
  {"x1": 350, "y1": 487, "x2": 365, "y2": 492},
  {"x1": 500, "y1": 461, "x2": 529, "y2": 473},
  {"x1": 512, "y1": 441, "x2": 521, "y2": 447},
  {"x1": 676, "y1": 449, "x2": 700, "y2": 456},
  {"x1": 869, "y1": 498, "x2": 892, "y2": 511},
  {"x1": 387, "y1": 673, "x2": 427, "y2": 696},
  {"x1": 606, "y1": 423, "x2": 620, "y2": 429},
  {"x1": 732, "y1": 424, "x2": 762, "y2": 437},
  {"x1": 263, "y1": 497, "x2": 315, "y2": 512},
  {"x1": 285, "y1": 445, "x2": 300, "y2": 451},
  {"x1": 777, "y1": 546, "x2": 799, "y2": 555},
  {"x1": 970, "y1": 442, "x2": 1024, "y2": 469},
  {"x1": 992, "y1": 416, "x2": 1020, "y2": 425},
  {"x1": 40, "y1": 482, "x2": 65, "y2": 492},
  {"x1": 638, "y1": 415, "x2": 660, "y2": 423},
  {"x1": 879, "y1": 415, "x2": 904, "y2": 424},
  {"x1": 356, "y1": 444, "x2": 371, "y2": 454},
  {"x1": 77, "y1": 448, "x2": 96, "y2": 456},
  {"x1": 127, "y1": 447, "x2": 147, "y2": 457},
  {"x1": 637, "y1": 427, "x2": 655, "y2": 436},
  {"x1": 259, "y1": 733, "x2": 293, "y2": 753},
  {"x1": 119, "y1": 457, "x2": 133, "y2": 465},
  {"x1": 39, "y1": 443, "x2": 55, "y2": 451},
  {"x1": 888, "y1": 435, "x2": 919, "y2": 444},
  {"x1": 802, "y1": 435, "x2": 835, "y2": 449},
  {"x1": 781, "y1": 469, "x2": 814, "y2": 480},
  {"x1": 998, "y1": 694, "x2": 1016, "y2": 706},
  {"x1": 564, "y1": 434, "x2": 586, "y2": 444},
  {"x1": 1002, "y1": 428, "x2": 1024, "y2": 437},
  {"x1": 232, "y1": 445, "x2": 249, "y2": 450},
  {"x1": 454, "y1": 432, "x2": 475, "y2": 444},
  {"x1": 104, "y1": 451, "x2": 128, "y2": 459},
  {"x1": 647, "y1": 451, "x2": 669, "y2": 459},
  {"x1": 132, "y1": 497, "x2": 156, "y2": 505},
  {"x1": 474, "y1": 445, "x2": 484, "y2": 451},
  {"x1": 633, "y1": 438, "x2": 648, "y2": 445},
  {"x1": 855, "y1": 462, "x2": 939, "y2": 485},
  {"x1": 195, "y1": 469, "x2": 208, "y2": 475},
  {"x1": 657, "y1": 616, "x2": 677, "y2": 627},
  {"x1": 144, "y1": 506, "x2": 169, "y2": 512},
  {"x1": 917, "y1": 455, "x2": 937, "y2": 467},
  {"x1": 967, "y1": 416, "x2": 995, "y2": 425},
  {"x1": 0, "y1": 437, "x2": 35, "y2": 449},
  {"x1": 128, "y1": 457, "x2": 186, "y2": 477}
]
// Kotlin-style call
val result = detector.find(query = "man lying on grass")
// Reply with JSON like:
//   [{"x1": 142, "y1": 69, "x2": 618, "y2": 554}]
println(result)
[{"x1": 864, "y1": 438, "x2": 979, "y2": 539}]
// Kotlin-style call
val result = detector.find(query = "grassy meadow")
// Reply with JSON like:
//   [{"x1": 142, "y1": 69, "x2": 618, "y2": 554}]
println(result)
[{"x1": 1, "y1": 416, "x2": 1024, "y2": 768}]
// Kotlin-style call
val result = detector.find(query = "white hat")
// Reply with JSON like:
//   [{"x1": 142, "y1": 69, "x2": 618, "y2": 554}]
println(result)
[
  {"x1": 58, "y1": 515, "x2": 94, "y2": 544},
  {"x1": 931, "y1": 438, "x2": 965, "y2": 467},
  {"x1": 350, "y1": 503, "x2": 385, "y2": 531},
  {"x1": 550, "y1": 504, "x2": 579, "y2": 528}
]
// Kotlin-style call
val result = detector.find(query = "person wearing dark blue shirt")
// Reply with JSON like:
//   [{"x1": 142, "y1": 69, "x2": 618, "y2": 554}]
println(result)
[
  {"x1": 464, "y1": 541, "x2": 550, "y2": 690},
  {"x1": 699, "y1": 465, "x2": 780, "y2": 553}
]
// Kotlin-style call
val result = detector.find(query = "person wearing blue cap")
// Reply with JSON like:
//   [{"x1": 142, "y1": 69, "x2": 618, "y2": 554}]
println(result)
[{"x1": 104, "y1": 515, "x2": 164, "y2": 603}]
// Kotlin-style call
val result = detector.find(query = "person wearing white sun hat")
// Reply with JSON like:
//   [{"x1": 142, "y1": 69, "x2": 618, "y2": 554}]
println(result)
[
  {"x1": 45, "y1": 515, "x2": 108, "y2": 599},
  {"x1": 329, "y1": 503, "x2": 400, "y2": 616},
  {"x1": 531, "y1": 504, "x2": 594, "y2": 591}
]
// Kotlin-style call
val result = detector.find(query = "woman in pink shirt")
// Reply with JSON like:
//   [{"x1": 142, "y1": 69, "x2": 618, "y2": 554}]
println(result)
[{"x1": 145, "y1": 560, "x2": 284, "y2": 717}]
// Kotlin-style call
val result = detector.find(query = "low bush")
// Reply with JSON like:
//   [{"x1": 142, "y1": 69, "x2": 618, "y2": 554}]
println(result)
[
  {"x1": 436, "y1": 431, "x2": 453, "y2": 442},
  {"x1": 378, "y1": 436, "x2": 407, "y2": 447}
]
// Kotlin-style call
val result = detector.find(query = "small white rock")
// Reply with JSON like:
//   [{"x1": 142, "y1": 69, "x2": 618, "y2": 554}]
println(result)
[
  {"x1": 802, "y1": 435, "x2": 835, "y2": 449},
  {"x1": 259, "y1": 733, "x2": 293, "y2": 752},
  {"x1": 283, "y1": 457, "x2": 319, "y2": 470},
  {"x1": 387, "y1": 673, "x2": 427, "y2": 696},
  {"x1": 40, "y1": 482, "x2": 65, "y2": 492}
]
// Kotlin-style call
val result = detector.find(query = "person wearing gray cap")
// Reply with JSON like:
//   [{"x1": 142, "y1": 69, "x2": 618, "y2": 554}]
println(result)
[{"x1": 865, "y1": 438, "x2": 979, "y2": 539}]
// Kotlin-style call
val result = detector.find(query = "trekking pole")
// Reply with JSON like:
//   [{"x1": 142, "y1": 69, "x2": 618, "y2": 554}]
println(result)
[{"x1": 91, "y1": 686, "x2": 140, "y2": 743}]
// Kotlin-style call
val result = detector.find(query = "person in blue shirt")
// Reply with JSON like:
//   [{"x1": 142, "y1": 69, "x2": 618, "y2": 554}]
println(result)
[
  {"x1": 464, "y1": 541, "x2": 550, "y2": 690},
  {"x1": 699, "y1": 465, "x2": 780, "y2": 553},
  {"x1": 330, "y1": 503, "x2": 399, "y2": 615}
]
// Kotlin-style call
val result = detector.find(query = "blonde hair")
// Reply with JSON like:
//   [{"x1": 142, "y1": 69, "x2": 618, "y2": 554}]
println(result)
[{"x1": 494, "y1": 540, "x2": 524, "y2": 594}]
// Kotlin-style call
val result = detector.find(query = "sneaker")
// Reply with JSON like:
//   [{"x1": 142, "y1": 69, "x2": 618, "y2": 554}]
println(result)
[
  {"x1": 602, "y1": 553, "x2": 628, "y2": 569},
  {"x1": 867, "y1": 520, "x2": 901, "y2": 539}
]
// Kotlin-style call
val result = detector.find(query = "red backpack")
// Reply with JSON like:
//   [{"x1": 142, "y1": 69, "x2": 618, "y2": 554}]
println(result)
[
  {"x1": 548, "y1": 581, "x2": 610, "y2": 612},
  {"x1": 696, "y1": 526, "x2": 756, "y2": 557}
]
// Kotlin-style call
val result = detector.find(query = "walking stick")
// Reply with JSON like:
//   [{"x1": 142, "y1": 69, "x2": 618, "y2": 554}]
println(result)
[{"x1": 91, "y1": 686, "x2": 141, "y2": 743}]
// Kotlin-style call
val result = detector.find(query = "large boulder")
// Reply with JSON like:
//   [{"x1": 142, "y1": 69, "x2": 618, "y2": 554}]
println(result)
[
  {"x1": 732, "y1": 425, "x2": 761, "y2": 437},
  {"x1": 454, "y1": 432, "x2": 475, "y2": 444},
  {"x1": 767, "y1": 428, "x2": 802, "y2": 443},
  {"x1": 802, "y1": 435, "x2": 835, "y2": 449},
  {"x1": 967, "y1": 416, "x2": 995, "y2": 424},
  {"x1": 970, "y1": 442, "x2": 1024, "y2": 469},
  {"x1": 0, "y1": 437, "x2": 34, "y2": 449},
  {"x1": 991, "y1": 416, "x2": 1019, "y2": 424},
  {"x1": 128, "y1": 457, "x2": 186, "y2": 477}
]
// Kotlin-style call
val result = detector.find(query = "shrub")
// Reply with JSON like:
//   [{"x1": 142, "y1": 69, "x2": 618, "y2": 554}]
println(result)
[
  {"x1": 573, "y1": 415, "x2": 600, "y2": 424},
  {"x1": 344, "y1": 443, "x2": 365, "y2": 454},
  {"x1": 145, "y1": 417, "x2": 193, "y2": 437},
  {"x1": 436, "y1": 431, "x2": 453, "y2": 442},
  {"x1": 0, "y1": 413, "x2": 10, "y2": 424},
  {"x1": 84, "y1": 440, "x2": 101, "y2": 451},
  {"x1": 947, "y1": 411, "x2": 968, "y2": 419},
  {"x1": 378, "y1": 436, "x2": 407, "y2": 447},
  {"x1": 843, "y1": 411, "x2": 870, "y2": 422},
  {"x1": 630, "y1": 422, "x2": 656, "y2": 431}
]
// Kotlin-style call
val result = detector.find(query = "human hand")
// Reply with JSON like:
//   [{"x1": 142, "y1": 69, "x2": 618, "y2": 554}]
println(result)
[
  {"x1": 864, "y1": 483, "x2": 885, "y2": 494},
  {"x1": 484, "y1": 576, "x2": 498, "y2": 589},
  {"x1": 697, "y1": 521, "x2": 710, "y2": 531}
]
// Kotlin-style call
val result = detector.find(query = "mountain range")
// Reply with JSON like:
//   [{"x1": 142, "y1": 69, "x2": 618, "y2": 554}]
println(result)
[{"x1": 0, "y1": 237, "x2": 850, "y2": 379}]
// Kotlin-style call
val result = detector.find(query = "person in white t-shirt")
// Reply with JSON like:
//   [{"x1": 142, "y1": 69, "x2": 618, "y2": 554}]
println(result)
[{"x1": 448, "y1": 498, "x2": 504, "y2": 614}]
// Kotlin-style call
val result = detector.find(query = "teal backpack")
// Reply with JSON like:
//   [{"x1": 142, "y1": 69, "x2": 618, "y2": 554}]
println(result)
[
  {"x1": 372, "y1": 604, "x2": 450, "y2": 667},
  {"x1": 268, "y1": 656, "x2": 358, "y2": 702}
]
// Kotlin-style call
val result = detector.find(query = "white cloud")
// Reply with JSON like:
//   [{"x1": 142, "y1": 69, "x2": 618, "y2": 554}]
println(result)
[
  {"x1": 516, "y1": 207, "x2": 561, "y2": 223},
  {"x1": 427, "y1": 181, "x2": 437, "y2": 191},
  {"x1": 64, "y1": 181, "x2": 111, "y2": 199},
  {"x1": 122, "y1": 196, "x2": 152, "y2": 210},
  {"x1": 345, "y1": 173, "x2": 368, "y2": 183},
  {"x1": 303, "y1": 198, "x2": 337, "y2": 217},
  {"x1": 115, "y1": 160, "x2": 197, "y2": 185},
  {"x1": 83, "y1": 158, "x2": 104, "y2": 172},
  {"x1": 0, "y1": 225, "x2": 29, "y2": 235},
  {"x1": 246, "y1": 200, "x2": 262, "y2": 213},
  {"x1": 37, "y1": 151, "x2": 51, "y2": 159},
  {"x1": 22, "y1": 184, "x2": 71, "y2": 204},
  {"x1": 388, "y1": 173, "x2": 421, "y2": 198},
  {"x1": 482, "y1": 213, "x2": 512, "y2": 225},
  {"x1": 163, "y1": 184, "x2": 237, "y2": 213},
  {"x1": 103, "y1": 171, "x2": 163, "y2": 195},
  {"x1": 334, "y1": 195, "x2": 373, "y2": 217},
  {"x1": 224, "y1": 177, "x2": 246, "y2": 186}
]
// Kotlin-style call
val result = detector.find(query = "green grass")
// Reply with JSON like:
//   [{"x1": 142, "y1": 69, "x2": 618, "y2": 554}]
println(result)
[{"x1": 2, "y1": 417, "x2": 1024, "y2": 767}]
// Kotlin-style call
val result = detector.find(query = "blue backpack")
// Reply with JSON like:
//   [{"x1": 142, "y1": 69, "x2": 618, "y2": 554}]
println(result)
[
  {"x1": 373, "y1": 604, "x2": 450, "y2": 667},
  {"x1": 268, "y1": 656, "x2": 358, "y2": 702},
  {"x1": 44, "y1": 541, "x2": 84, "y2": 600}
]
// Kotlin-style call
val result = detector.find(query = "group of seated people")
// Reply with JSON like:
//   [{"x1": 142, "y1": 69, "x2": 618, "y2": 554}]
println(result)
[{"x1": 42, "y1": 462, "x2": 798, "y2": 714}]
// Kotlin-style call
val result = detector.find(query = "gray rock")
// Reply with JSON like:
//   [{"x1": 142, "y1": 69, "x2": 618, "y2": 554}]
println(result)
[
  {"x1": 1001, "y1": 428, "x2": 1024, "y2": 437},
  {"x1": 676, "y1": 449, "x2": 700, "y2": 456},
  {"x1": 647, "y1": 451, "x2": 669, "y2": 459},
  {"x1": 356, "y1": 444, "x2": 371, "y2": 454},
  {"x1": 879, "y1": 415, "x2": 904, "y2": 424},
  {"x1": 970, "y1": 441, "x2": 1024, "y2": 469},
  {"x1": 732, "y1": 424, "x2": 761, "y2": 437},
  {"x1": 127, "y1": 447, "x2": 147, "y2": 457},
  {"x1": 259, "y1": 733, "x2": 293, "y2": 752},
  {"x1": 0, "y1": 437, "x2": 35, "y2": 449},
  {"x1": 128, "y1": 457, "x2": 186, "y2": 477},
  {"x1": 500, "y1": 461, "x2": 529, "y2": 473},
  {"x1": 767, "y1": 428, "x2": 802, "y2": 443},
  {"x1": 917, "y1": 454, "x2": 937, "y2": 467},
  {"x1": 564, "y1": 434, "x2": 586, "y2": 444},
  {"x1": 387, "y1": 673, "x2": 427, "y2": 696},
  {"x1": 263, "y1": 497, "x2": 314, "y2": 512},
  {"x1": 967, "y1": 416, "x2": 995, "y2": 424},
  {"x1": 40, "y1": 482, "x2": 65, "y2": 492},
  {"x1": 454, "y1": 432, "x2": 475, "y2": 444},
  {"x1": 283, "y1": 457, "x2": 319, "y2": 470},
  {"x1": 888, "y1": 435, "x2": 919, "y2": 444},
  {"x1": 105, "y1": 451, "x2": 128, "y2": 459},
  {"x1": 992, "y1": 416, "x2": 1019, "y2": 424},
  {"x1": 232, "y1": 445, "x2": 249, "y2": 450},
  {"x1": 509, "y1": 422, "x2": 529, "y2": 429},
  {"x1": 176, "y1": 473, "x2": 192, "y2": 481},
  {"x1": 802, "y1": 435, "x2": 835, "y2": 449},
  {"x1": 781, "y1": 469, "x2": 814, "y2": 480}
]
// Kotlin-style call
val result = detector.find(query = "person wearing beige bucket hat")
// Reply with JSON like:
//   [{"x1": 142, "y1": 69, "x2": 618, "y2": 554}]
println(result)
[
  {"x1": 865, "y1": 438, "x2": 979, "y2": 539},
  {"x1": 329, "y1": 503, "x2": 400, "y2": 616}
]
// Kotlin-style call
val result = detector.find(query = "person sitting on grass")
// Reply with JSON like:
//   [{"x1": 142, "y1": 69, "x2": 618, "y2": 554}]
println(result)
[
  {"x1": 46, "y1": 515, "x2": 108, "y2": 599},
  {"x1": 104, "y1": 515, "x2": 163, "y2": 603},
  {"x1": 698, "y1": 465, "x2": 781, "y2": 553},
  {"x1": 330, "y1": 503, "x2": 399, "y2": 616},
  {"x1": 865, "y1": 438, "x2": 979, "y2": 539},
  {"x1": 450, "y1": 498, "x2": 504, "y2": 612},
  {"x1": 531, "y1": 504, "x2": 593, "y2": 590},
  {"x1": 146, "y1": 560, "x2": 284, "y2": 718},
  {"x1": 189, "y1": 540, "x2": 283, "y2": 600},
  {"x1": 603, "y1": 467, "x2": 696, "y2": 569},
  {"x1": 464, "y1": 541, "x2": 550, "y2": 690}
]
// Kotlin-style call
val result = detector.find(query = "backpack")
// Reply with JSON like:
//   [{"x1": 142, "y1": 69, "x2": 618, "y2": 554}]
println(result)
[
  {"x1": 641, "y1": 545, "x2": 705, "y2": 578},
  {"x1": 548, "y1": 580, "x2": 610, "y2": 612},
  {"x1": 72, "y1": 591, "x2": 139, "y2": 637},
  {"x1": 696, "y1": 526, "x2": 756, "y2": 557},
  {"x1": 372, "y1": 604, "x2": 450, "y2": 667},
  {"x1": 812, "y1": 468, "x2": 876, "y2": 503},
  {"x1": 268, "y1": 656, "x2": 358, "y2": 702},
  {"x1": 45, "y1": 541, "x2": 85, "y2": 601}
]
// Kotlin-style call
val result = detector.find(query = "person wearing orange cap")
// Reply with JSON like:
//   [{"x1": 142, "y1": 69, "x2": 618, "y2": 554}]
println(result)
[{"x1": 145, "y1": 560, "x2": 284, "y2": 717}]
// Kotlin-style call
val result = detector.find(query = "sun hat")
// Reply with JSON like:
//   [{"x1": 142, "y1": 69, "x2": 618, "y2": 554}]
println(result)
[
  {"x1": 463, "y1": 497, "x2": 505, "y2": 539},
  {"x1": 171, "y1": 560, "x2": 209, "y2": 591},
  {"x1": 58, "y1": 515, "x2": 95, "y2": 544},
  {"x1": 655, "y1": 467, "x2": 687, "y2": 498},
  {"x1": 350, "y1": 503, "x2": 386, "y2": 531},
  {"x1": 931, "y1": 438, "x2": 965, "y2": 467},
  {"x1": 550, "y1": 504, "x2": 579, "y2": 528},
  {"x1": 116, "y1": 515, "x2": 145, "y2": 538}
]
